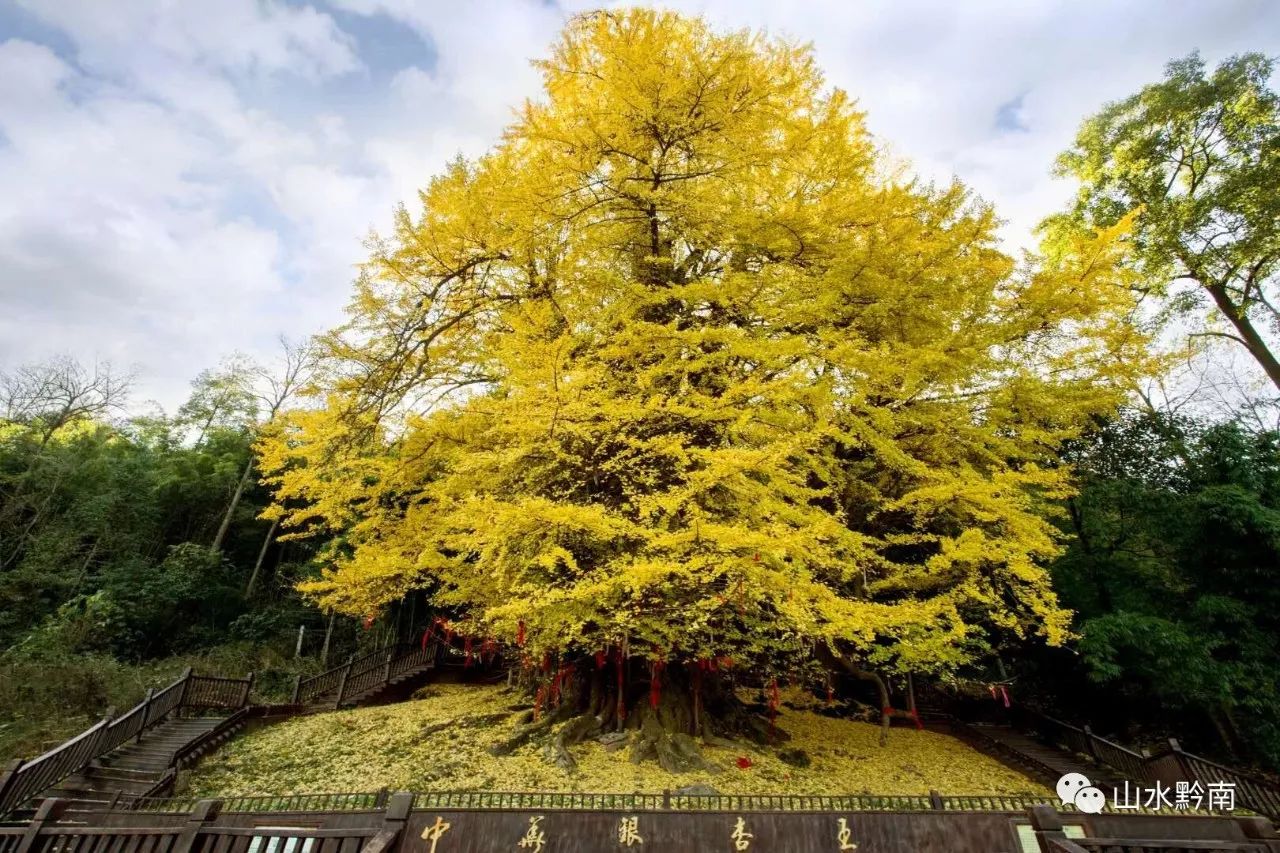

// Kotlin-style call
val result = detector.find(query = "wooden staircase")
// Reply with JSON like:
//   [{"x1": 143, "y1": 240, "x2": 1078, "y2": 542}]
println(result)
[
  {"x1": 956, "y1": 721, "x2": 1128, "y2": 791},
  {"x1": 1, "y1": 646, "x2": 461, "y2": 819},
  {"x1": 0, "y1": 670, "x2": 255, "y2": 818},
  {"x1": 38, "y1": 716, "x2": 237, "y2": 810}
]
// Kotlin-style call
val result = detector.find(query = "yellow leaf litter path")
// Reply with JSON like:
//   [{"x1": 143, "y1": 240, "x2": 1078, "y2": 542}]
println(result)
[{"x1": 187, "y1": 683, "x2": 1050, "y2": 797}]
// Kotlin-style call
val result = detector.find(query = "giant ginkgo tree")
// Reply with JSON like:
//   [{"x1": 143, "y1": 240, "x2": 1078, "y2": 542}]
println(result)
[{"x1": 260, "y1": 10, "x2": 1151, "y2": 769}]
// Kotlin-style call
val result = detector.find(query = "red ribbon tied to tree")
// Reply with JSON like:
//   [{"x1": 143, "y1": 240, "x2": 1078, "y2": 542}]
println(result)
[
  {"x1": 650, "y1": 657, "x2": 666, "y2": 710},
  {"x1": 616, "y1": 654, "x2": 626, "y2": 722}
]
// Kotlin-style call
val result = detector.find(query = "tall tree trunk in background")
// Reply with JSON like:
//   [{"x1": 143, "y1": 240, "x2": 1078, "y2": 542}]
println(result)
[
  {"x1": 1203, "y1": 279, "x2": 1280, "y2": 392},
  {"x1": 320, "y1": 610, "x2": 335, "y2": 666},
  {"x1": 75, "y1": 540, "x2": 99, "y2": 591},
  {"x1": 244, "y1": 516, "x2": 279, "y2": 599},
  {"x1": 212, "y1": 458, "x2": 253, "y2": 552}
]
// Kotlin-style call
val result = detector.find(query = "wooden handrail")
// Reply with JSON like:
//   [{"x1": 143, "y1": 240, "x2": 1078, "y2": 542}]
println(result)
[
  {"x1": 296, "y1": 642, "x2": 436, "y2": 707},
  {"x1": 0, "y1": 666, "x2": 261, "y2": 817},
  {"x1": 295, "y1": 645, "x2": 393, "y2": 705},
  {"x1": 0, "y1": 646, "x2": 437, "y2": 817},
  {"x1": 942, "y1": 692, "x2": 1280, "y2": 821}
]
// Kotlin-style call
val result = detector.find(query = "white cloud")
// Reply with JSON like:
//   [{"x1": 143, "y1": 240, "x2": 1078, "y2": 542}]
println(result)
[
  {"x1": 1, "y1": 0, "x2": 1277, "y2": 410},
  {"x1": 14, "y1": 0, "x2": 361, "y2": 81}
]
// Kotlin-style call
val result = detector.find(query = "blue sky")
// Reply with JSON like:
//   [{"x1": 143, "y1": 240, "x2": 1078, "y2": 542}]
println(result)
[{"x1": 1, "y1": 0, "x2": 1278, "y2": 410}]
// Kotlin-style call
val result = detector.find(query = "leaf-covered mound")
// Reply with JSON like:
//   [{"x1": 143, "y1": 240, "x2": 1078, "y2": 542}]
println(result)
[{"x1": 187, "y1": 684, "x2": 1047, "y2": 797}]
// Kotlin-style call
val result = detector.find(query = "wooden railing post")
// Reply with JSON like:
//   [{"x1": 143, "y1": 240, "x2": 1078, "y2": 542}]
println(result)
[
  {"x1": 138, "y1": 688, "x2": 156, "y2": 742},
  {"x1": 1082, "y1": 725, "x2": 1101, "y2": 763},
  {"x1": 290, "y1": 674, "x2": 302, "y2": 705},
  {"x1": 929, "y1": 789, "x2": 943, "y2": 810},
  {"x1": 239, "y1": 673, "x2": 255, "y2": 708},
  {"x1": 1166, "y1": 737, "x2": 1195, "y2": 783},
  {"x1": 89, "y1": 708, "x2": 116, "y2": 757},
  {"x1": 382, "y1": 652, "x2": 394, "y2": 684},
  {"x1": 360, "y1": 792, "x2": 414, "y2": 853},
  {"x1": 15, "y1": 798, "x2": 68, "y2": 853},
  {"x1": 334, "y1": 656, "x2": 355, "y2": 709},
  {"x1": 171, "y1": 799, "x2": 222, "y2": 853},
  {"x1": 176, "y1": 666, "x2": 195, "y2": 716},
  {"x1": 1027, "y1": 804, "x2": 1088, "y2": 853},
  {"x1": 0, "y1": 758, "x2": 24, "y2": 816}
]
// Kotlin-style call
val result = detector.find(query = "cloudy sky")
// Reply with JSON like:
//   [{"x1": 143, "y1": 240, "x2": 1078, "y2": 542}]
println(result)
[{"x1": 1, "y1": 0, "x2": 1277, "y2": 411}]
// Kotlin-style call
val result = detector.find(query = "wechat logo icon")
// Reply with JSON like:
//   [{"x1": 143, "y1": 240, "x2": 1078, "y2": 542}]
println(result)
[{"x1": 1057, "y1": 773, "x2": 1106, "y2": 814}]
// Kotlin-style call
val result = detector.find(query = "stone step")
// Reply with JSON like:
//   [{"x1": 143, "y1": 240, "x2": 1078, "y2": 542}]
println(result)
[
  {"x1": 42, "y1": 789, "x2": 114, "y2": 807},
  {"x1": 104, "y1": 749, "x2": 175, "y2": 763},
  {"x1": 61, "y1": 773, "x2": 157, "y2": 794},
  {"x1": 134, "y1": 732, "x2": 202, "y2": 742},
  {"x1": 970, "y1": 724, "x2": 1128, "y2": 787},
  {"x1": 84, "y1": 765, "x2": 158, "y2": 780},
  {"x1": 34, "y1": 714, "x2": 236, "y2": 806},
  {"x1": 101, "y1": 762, "x2": 170, "y2": 775}
]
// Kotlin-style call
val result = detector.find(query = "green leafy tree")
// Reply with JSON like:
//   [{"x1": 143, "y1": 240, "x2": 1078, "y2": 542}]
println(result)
[
  {"x1": 0, "y1": 357, "x2": 316, "y2": 656},
  {"x1": 1050, "y1": 412, "x2": 1280, "y2": 769},
  {"x1": 1047, "y1": 52, "x2": 1280, "y2": 389}
]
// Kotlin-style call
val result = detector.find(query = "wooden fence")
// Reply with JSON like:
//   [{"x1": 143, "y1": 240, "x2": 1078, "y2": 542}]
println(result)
[
  {"x1": 291, "y1": 643, "x2": 437, "y2": 708},
  {"x1": 7, "y1": 794, "x2": 1277, "y2": 853},
  {"x1": 935, "y1": 693, "x2": 1280, "y2": 822},
  {"x1": 1027, "y1": 804, "x2": 1280, "y2": 852},
  {"x1": 1005, "y1": 707, "x2": 1280, "y2": 820},
  {"x1": 0, "y1": 644, "x2": 442, "y2": 819},
  {"x1": 0, "y1": 795, "x2": 413, "y2": 853},
  {"x1": 114, "y1": 788, "x2": 1244, "y2": 819},
  {"x1": 0, "y1": 669, "x2": 254, "y2": 817}
]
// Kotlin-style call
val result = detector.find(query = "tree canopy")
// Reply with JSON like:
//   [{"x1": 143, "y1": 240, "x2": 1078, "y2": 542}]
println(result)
[
  {"x1": 1045, "y1": 411, "x2": 1280, "y2": 766},
  {"x1": 1046, "y1": 52, "x2": 1280, "y2": 390},
  {"x1": 261, "y1": 10, "x2": 1151, "y2": 683}
]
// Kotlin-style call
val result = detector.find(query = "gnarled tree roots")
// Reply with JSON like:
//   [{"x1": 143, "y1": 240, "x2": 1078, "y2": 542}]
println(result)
[{"x1": 487, "y1": 664, "x2": 787, "y2": 774}]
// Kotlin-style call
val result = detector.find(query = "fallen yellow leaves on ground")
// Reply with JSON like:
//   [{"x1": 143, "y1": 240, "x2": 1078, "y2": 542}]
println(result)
[{"x1": 186, "y1": 684, "x2": 1049, "y2": 798}]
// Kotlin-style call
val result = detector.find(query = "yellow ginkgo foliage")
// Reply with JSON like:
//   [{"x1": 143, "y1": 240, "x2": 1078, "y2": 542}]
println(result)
[{"x1": 260, "y1": 10, "x2": 1150, "y2": 713}]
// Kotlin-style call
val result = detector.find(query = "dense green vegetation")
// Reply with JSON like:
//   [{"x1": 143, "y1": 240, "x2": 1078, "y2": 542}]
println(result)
[
  {"x1": 0, "y1": 356, "x2": 355, "y2": 760},
  {"x1": 1018, "y1": 412, "x2": 1280, "y2": 768},
  {"x1": 1020, "y1": 49, "x2": 1280, "y2": 771}
]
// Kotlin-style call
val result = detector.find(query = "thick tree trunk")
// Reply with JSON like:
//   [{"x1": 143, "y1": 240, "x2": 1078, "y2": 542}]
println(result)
[
  {"x1": 817, "y1": 649, "x2": 893, "y2": 745},
  {"x1": 212, "y1": 457, "x2": 253, "y2": 552},
  {"x1": 489, "y1": 658, "x2": 781, "y2": 772}
]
